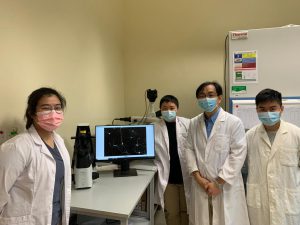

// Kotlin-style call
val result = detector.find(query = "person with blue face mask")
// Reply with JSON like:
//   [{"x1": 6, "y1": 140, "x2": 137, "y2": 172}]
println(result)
[
  {"x1": 154, "y1": 95, "x2": 191, "y2": 225},
  {"x1": 185, "y1": 81, "x2": 250, "y2": 225},
  {"x1": 246, "y1": 88, "x2": 300, "y2": 225}
]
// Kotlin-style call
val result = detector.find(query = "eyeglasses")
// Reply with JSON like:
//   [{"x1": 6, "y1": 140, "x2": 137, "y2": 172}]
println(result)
[
  {"x1": 37, "y1": 105, "x2": 63, "y2": 114},
  {"x1": 197, "y1": 93, "x2": 218, "y2": 99}
]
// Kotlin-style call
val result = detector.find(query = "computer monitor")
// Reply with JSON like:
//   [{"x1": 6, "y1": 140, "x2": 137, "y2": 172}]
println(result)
[{"x1": 95, "y1": 124, "x2": 155, "y2": 177}]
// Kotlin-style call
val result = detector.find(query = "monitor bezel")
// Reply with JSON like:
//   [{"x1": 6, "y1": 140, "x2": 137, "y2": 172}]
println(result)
[{"x1": 95, "y1": 124, "x2": 155, "y2": 162}]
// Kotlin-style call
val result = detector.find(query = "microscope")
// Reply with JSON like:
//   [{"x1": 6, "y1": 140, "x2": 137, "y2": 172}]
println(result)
[
  {"x1": 146, "y1": 89, "x2": 158, "y2": 117},
  {"x1": 72, "y1": 124, "x2": 95, "y2": 189},
  {"x1": 115, "y1": 89, "x2": 160, "y2": 123}
]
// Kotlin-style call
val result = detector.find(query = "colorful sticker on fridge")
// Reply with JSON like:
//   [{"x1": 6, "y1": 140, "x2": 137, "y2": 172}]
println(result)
[{"x1": 233, "y1": 50, "x2": 258, "y2": 83}]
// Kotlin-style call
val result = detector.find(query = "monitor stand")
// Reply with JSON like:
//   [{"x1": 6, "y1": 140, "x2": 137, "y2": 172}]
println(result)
[{"x1": 113, "y1": 159, "x2": 138, "y2": 177}]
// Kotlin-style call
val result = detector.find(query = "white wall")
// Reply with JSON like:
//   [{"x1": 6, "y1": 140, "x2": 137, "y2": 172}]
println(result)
[
  {"x1": 0, "y1": 0, "x2": 125, "y2": 153},
  {"x1": 123, "y1": 0, "x2": 300, "y2": 118},
  {"x1": 2, "y1": 0, "x2": 300, "y2": 153}
]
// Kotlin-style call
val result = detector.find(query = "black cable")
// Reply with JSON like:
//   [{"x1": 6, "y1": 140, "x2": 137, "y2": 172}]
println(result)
[{"x1": 138, "y1": 90, "x2": 149, "y2": 124}]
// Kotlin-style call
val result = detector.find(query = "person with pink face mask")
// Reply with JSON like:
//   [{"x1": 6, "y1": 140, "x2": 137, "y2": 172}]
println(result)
[{"x1": 0, "y1": 87, "x2": 71, "y2": 225}]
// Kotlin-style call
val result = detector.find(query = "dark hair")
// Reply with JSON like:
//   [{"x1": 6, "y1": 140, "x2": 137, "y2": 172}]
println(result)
[
  {"x1": 195, "y1": 81, "x2": 223, "y2": 98},
  {"x1": 25, "y1": 87, "x2": 66, "y2": 129},
  {"x1": 159, "y1": 95, "x2": 179, "y2": 108},
  {"x1": 255, "y1": 88, "x2": 282, "y2": 107}
]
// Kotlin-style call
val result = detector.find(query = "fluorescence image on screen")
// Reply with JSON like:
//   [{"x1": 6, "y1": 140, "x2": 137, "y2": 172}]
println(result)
[{"x1": 104, "y1": 127, "x2": 146, "y2": 156}]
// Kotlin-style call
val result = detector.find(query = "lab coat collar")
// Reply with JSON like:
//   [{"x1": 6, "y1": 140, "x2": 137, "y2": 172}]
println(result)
[
  {"x1": 159, "y1": 119, "x2": 170, "y2": 157},
  {"x1": 203, "y1": 107, "x2": 226, "y2": 122},
  {"x1": 217, "y1": 108, "x2": 226, "y2": 122},
  {"x1": 257, "y1": 124, "x2": 272, "y2": 148},
  {"x1": 158, "y1": 117, "x2": 177, "y2": 160},
  {"x1": 258, "y1": 120, "x2": 288, "y2": 156},
  {"x1": 160, "y1": 116, "x2": 184, "y2": 139},
  {"x1": 199, "y1": 107, "x2": 226, "y2": 140},
  {"x1": 199, "y1": 114, "x2": 208, "y2": 140},
  {"x1": 198, "y1": 108, "x2": 227, "y2": 162},
  {"x1": 28, "y1": 125, "x2": 57, "y2": 158},
  {"x1": 204, "y1": 107, "x2": 220, "y2": 123},
  {"x1": 269, "y1": 120, "x2": 288, "y2": 159},
  {"x1": 159, "y1": 117, "x2": 185, "y2": 157}
]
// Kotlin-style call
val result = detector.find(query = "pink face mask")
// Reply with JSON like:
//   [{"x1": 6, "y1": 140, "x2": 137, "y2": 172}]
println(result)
[{"x1": 36, "y1": 111, "x2": 64, "y2": 132}]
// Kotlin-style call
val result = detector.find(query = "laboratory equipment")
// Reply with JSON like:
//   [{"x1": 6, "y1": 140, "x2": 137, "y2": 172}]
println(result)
[
  {"x1": 147, "y1": 89, "x2": 157, "y2": 117},
  {"x1": 116, "y1": 116, "x2": 160, "y2": 123},
  {"x1": 72, "y1": 124, "x2": 95, "y2": 189},
  {"x1": 225, "y1": 25, "x2": 300, "y2": 187},
  {"x1": 115, "y1": 88, "x2": 159, "y2": 124},
  {"x1": 95, "y1": 124, "x2": 155, "y2": 177},
  {"x1": 225, "y1": 25, "x2": 300, "y2": 128},
  {"x1": 226, "y1": 25, "x2": 300, "y2": 110}
]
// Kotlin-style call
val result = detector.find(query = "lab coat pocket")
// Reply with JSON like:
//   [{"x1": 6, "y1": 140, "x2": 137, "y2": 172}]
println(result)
[
  {"x1": 246, "y1": 184, "x2": 261, "y2": 208},
  {"x1": 279, "y1": 148, "x2": 298, "y2": 167},
  {"x1": 214, "y1": 135, "x2": 230, "y2": 152},
  {"x1": 285, "y1": 188, "x2": 300, "y2": 215}
]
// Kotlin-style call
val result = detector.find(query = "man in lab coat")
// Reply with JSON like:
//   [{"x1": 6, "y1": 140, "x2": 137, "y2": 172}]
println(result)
[
  {"x1": 246, "y1": 88, "x2": 300, "y2": 225},
  {"x1": 154, "y1": 95, "x2": 191, "y2": 225},
  {"x1": 185, "y1": 81, "x2": 249, "y2": 225}
]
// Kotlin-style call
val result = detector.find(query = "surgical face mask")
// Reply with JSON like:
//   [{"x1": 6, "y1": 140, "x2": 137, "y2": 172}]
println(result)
[
  {"x1": 161, "y1": 110, "x2": 176, "y2": 122},
  {"x1": 198, "y1": 97, "x2": 218, "y2": 112},
  {"x1": 36, "y1": 110, "x2": 64, "y2": 132},
  {"x1": 257, "y1": 111, "x2": 281, "y2": 126}
]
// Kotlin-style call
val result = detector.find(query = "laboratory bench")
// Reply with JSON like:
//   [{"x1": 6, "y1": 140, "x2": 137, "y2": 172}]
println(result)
[{"x1": 70, "y1": 169, "x2": 156, "y2": 225}]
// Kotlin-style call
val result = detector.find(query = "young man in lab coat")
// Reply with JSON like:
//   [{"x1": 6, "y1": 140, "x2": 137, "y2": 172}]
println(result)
[
  {"x1": 246, "y1": 88, "x2": 300, "y2": 225},
  {"x1": 185, "y1": 81, "x2": 250, "y2": 225},
  {"x1": 154, "y1": 95, "x2": 191, "y2": 225}
]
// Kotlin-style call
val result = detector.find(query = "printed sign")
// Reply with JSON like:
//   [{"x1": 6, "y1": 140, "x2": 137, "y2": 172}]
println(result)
[{"x1": 233, "y1": 50, "x2": 258, "y2": 83}]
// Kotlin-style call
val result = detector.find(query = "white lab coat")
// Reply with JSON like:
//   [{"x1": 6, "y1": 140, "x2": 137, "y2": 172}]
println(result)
[
  {"x1": 0, "y1": 126, "x2": 71, "y2": 225},
  {"x1": 246, "y1": 120, "x2": 300, "y2": 225},
  {"x1": 185, "y1": 108, "x2": 249, "y2": 225},
  {"x1": 154, "y1": 116, "x2": 191, "y2": 212}
]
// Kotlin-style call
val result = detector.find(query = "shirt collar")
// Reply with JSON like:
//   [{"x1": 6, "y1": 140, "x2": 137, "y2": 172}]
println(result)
[{"x1": 205, "y1": 107, "x2": 220, "y2": 123}]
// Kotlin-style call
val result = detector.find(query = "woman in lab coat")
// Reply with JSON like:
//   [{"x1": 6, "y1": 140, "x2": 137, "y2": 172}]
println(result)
[
  {"x1": 185, "y1": 81, "x2": 249, "y2": 225},
  {"x1": 0, "y1": 87, "x2": 71, "y2": 225},
  {"x1": 154, "y1": 95, "x2": 191, "y2": 225},
  {"x1": 246, "y1": 88, "x2": 300, "y2": 225}
]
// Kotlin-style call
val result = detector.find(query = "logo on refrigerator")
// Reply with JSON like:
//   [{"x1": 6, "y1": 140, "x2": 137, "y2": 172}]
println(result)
[{"x1": 231, "y1": 31, "x2": 248, "y2": 40}]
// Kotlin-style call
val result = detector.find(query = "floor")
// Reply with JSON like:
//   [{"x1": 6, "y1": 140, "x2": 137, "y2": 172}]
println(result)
[{"x1": 154, "y1": 208, "x2": 167, "y2": 225}]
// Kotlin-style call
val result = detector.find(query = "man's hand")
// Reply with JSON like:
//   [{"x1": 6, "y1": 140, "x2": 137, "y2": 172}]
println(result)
[
  {"x1": 206, "y1": 182, "x2": 221, "y2": 196},
  {"x1": 192, "y1": 171, "x2": 210, "y2": 190}
]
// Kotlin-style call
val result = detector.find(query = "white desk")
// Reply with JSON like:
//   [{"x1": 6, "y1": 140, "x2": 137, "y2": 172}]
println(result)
[{"x1": 71, "y1": 170, "x2": 156, "y2": 225}]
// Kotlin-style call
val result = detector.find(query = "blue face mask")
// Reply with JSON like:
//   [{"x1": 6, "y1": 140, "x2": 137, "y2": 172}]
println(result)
[
  {"x1": 198, "y1": 97, "x2": 218, "y2": 112},
  {"x1": 161, "y1": 110, "x2": 176, "y2": 122},
  {"x1": 257, "y1": 112, "x2": 281, "y2": 126}
]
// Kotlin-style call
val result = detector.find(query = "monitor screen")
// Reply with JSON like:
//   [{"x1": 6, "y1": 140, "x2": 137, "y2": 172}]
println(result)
[{"x1": 95, "y1": 124, "x2": 155, "y2": 161}]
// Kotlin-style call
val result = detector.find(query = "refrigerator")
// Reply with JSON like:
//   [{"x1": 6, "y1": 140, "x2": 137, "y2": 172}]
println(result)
[{"x1": 225, "y1": 25, "x2": 300, "y2": 129}]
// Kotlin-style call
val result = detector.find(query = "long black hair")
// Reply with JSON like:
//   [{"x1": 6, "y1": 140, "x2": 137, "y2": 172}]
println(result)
[{"x1": 25, "y1": 87, "x2": 66, "y2": 129}]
